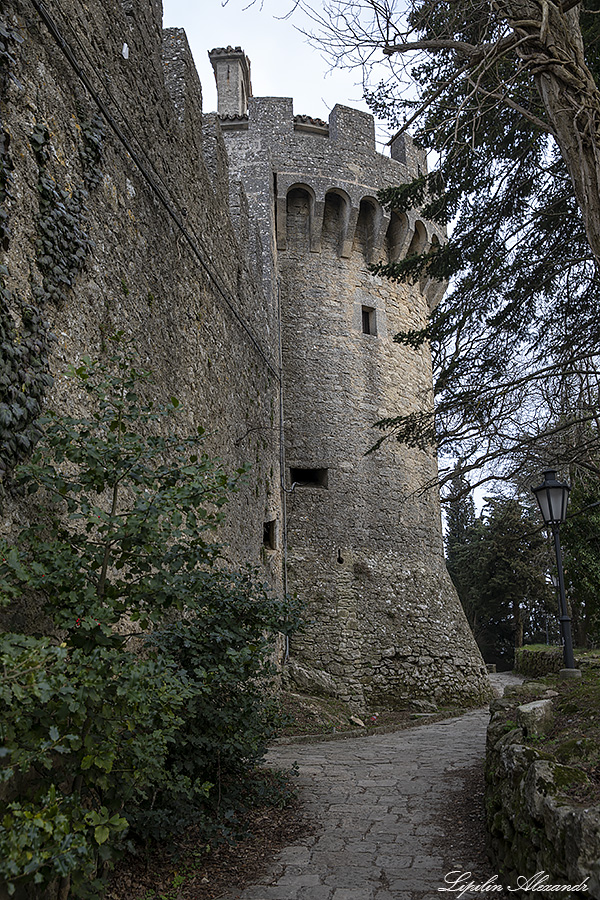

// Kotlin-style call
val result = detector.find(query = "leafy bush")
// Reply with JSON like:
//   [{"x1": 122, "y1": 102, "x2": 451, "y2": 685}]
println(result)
[
  {"x1": 138, "y1": 580, "x2": 290, "y2": 842},
  {"x1": 0, "y1": 336, "x2": 299, "y2": 898}
]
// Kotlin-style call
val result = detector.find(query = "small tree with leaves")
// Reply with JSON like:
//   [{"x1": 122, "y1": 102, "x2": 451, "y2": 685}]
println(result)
[{"x1": 0, "y1": 336, "x2": 299, "y2": 899}]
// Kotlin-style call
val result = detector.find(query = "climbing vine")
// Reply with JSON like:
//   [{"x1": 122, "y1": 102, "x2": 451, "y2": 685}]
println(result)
[
  {"x1": 0, "y1": 20, "x2": 55, "y2": 482},
  {"x1": 0, "y1": 19, "x2": 23, "y2": 91},
  {"x1": 79, "y1": 113, "x2": 105, "y2": 189},
  {"x1": 0, "y1": 101, "x2": 104, "y2": 482},
  {"x1": 0, "y1": 270, "x2": 54, "y2": 482},
  {"x1": 0, "y1": 129, "x2": 12, "y2": 253},
  {"x1": 30, "y1": 123, "x2": 91, "y2": 308},
  {"x1": 0, "y1": 19, "x2": 22, "y2": 252},
  {"x1": 0, "y1": 20, "x2": 106, "y2": 483}
]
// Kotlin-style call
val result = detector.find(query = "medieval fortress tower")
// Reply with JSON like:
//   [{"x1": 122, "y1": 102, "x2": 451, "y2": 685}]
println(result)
[{"x1": 1, "y1": 0, "x2": 490, "y2": 709}]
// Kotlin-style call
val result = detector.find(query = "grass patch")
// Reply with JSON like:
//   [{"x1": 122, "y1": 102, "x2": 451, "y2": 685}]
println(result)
[{"x1": 520, "y1": 643, "x2": 600, "y2": 660}]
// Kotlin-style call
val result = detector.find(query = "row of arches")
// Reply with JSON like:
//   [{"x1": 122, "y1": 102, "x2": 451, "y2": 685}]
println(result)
[{"x1": 278, "y1": 184, "x2": 440, "y2": 268}]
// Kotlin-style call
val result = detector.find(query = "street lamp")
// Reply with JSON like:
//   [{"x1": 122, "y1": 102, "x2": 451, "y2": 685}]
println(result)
[{"x1": 532, "y1": 470, "x2": 576, "y2": 670}]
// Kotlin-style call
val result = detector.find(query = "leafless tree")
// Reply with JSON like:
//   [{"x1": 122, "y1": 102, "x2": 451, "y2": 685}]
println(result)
[{"x1": 297, "y1": 0, "x2": 600, "y2": 266}]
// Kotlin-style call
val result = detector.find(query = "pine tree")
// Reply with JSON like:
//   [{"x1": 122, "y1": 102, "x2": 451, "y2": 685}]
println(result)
[
  {"x1": 445, "y1": 491, "x2": 556, "y2": 666},
  {"x1": 303, "y1": 0, "x2": 600, "y2": 489}
]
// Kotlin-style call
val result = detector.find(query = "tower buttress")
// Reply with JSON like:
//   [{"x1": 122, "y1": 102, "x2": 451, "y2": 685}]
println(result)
[
  {"x1": 214, "y1": 47, "x2": 492, "y2": 713},
  {"x1": 209, "y1": 46, "x2": 252, "y2": 117}
]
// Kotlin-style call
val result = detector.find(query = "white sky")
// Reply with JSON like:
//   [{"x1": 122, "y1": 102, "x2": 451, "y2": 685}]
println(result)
[{"x1": 161, "y1": 0, "x2": 390, "y2": 143}]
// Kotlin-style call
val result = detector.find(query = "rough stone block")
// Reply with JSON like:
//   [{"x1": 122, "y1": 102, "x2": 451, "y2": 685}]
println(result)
[{"x1": 517, "y1": 698, "x2": 554, "y2": 737}]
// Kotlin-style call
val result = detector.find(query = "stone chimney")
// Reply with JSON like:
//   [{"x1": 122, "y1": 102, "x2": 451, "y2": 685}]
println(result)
[{"x1": 208, "y1": 46, "x2": 252, "y2": 117}]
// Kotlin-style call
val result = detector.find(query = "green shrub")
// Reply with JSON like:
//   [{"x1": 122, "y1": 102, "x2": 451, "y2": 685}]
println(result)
[
  {"x1": 0, "y1": 336, "x2": 299, "y2": 898},
  {"x1": 138, "y1": 581, "x2": 290, "y2": 842}
]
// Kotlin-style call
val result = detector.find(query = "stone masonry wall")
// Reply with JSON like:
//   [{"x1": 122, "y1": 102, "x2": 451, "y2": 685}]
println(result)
[
  {"x1": 486, "y1": 686, "x2": 600, "y2": 897},
  {"x1": 514, "y1": 647, "x2": 567, "y2": 677},
  {"x1": 0, "y1": 1, "x2": 283, "y2": 602},
  {"x1": 216, "y1": 82, "x2": 491, "y2": 710},
  {"x1": 1, "y1": 0, "x2": 490, "y2": 712}
]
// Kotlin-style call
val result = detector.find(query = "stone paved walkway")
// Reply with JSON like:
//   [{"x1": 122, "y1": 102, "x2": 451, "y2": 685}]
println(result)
[{"x1": 223, "y1": 673, "x2": 524, "y2": 900}]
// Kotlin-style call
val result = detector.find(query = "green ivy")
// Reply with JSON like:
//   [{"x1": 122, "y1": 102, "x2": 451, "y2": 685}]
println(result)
[
  {"x1": 79, "y1": 113, "x2": 105, "y2": 190},
  {"x1": 0, "y1": 19, "x2": 23, "y2": 95},
  {"x1": 0, "y1": 267, "x2": 54, "y2": 482},
  {"x1": 0, "y1": 18, "x2": 20, "y2": 251},
  {"x1": 0, "y1": 108, "x2": 102, "y2": 483},
  {"x1": 0, "y1": 127, "x2": 13, "y2": 253},
  {"x1": 0, "y1": 22, "x2": 46, "y2": 482},
  {"x1": 0, "y1": 336, "x2": 300, "y2": 898},
  {"x1": 30, "y1": 123, "x2": 92, "y2": 309}
]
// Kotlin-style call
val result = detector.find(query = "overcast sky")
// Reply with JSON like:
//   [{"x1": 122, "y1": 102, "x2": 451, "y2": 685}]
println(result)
[{"x1": 161, "y1": 0, "x2": 388, "y2": 140}]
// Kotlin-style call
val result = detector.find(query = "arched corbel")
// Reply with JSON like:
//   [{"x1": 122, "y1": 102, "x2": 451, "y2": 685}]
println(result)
[
  {"x1": 341, "y1": 201, "x2": 358, "y2": 259},
  {"x1": 385, "y1": 211, "x2": 410, "y2": 263},
  {"x1": 283, "y1": 183, "x2": 317, "y2": 253},
  {"x1": 356, "y1": 196, "x2": 384, "y2": 265},
  {"x1": 407, "y1": 219, "x2": 429, "y2": 258}
]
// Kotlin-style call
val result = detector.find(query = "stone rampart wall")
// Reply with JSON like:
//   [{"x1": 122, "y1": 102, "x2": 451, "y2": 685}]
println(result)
[
  {"x1": 1, "y1": 0, "x2": 282, "y2": 589},
  {"x1": 1, "y1": 0, "x2": 491, "y2": 710}
]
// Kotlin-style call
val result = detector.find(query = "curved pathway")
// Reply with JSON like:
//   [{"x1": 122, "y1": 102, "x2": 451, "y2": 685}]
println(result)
[{"x1": 224, "y1": 673, "x2": 522, "y2": 900}]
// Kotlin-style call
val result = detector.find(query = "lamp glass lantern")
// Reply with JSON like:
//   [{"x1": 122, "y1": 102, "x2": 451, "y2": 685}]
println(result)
[
  {"x1": 531, "y1": 468, "x2": 576, "y2": 671},
  {"x1": 532, "y1": 470, "x2": 570, "y2": 526}
]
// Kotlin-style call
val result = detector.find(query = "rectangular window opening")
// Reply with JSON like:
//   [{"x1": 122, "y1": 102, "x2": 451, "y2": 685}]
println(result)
[
  {"x1": 263, "y1": 519, "x2": 277, "y2": 550},
  {"x1": 362, "y1": 305, "x2": 376, "y2": 335},
  {"x1": 290, "y1": 467, "x2": 329, "y2": 489}
]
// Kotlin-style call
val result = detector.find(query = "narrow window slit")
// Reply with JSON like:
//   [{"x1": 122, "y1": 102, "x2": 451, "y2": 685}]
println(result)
[
  {"x1": 290, "y1": 467, "x2": 329, "y2": 488},
  {"x1": 362, "y1": 306, "x2": 376, "y2": 335}
]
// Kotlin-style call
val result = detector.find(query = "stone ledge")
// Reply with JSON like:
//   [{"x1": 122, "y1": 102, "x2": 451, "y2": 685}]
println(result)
[{"x1": 271, "y1": 710, "x2": 465, "y2": 745}]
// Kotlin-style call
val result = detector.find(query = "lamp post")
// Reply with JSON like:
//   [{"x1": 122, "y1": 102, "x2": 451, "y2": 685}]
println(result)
[{"x1": 531, "y1": 470, "x2": 576, "y2": 670}]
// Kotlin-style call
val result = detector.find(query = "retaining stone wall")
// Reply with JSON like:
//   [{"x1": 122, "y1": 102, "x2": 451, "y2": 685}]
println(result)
[
  {"x1": 486, "y1": 689, "x2": 600, "y2": 897},
  {"x1": 514, "y1": 647, "x2": 566, "y2": 677}
]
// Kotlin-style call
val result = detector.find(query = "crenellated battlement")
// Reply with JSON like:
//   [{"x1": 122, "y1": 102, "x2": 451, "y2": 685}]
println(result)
[{"x1": 204, "y1": 60, "x2": 440, "y2": 305}]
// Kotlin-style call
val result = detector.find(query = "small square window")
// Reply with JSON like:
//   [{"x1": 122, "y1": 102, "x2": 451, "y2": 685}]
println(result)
[
  {"x1": 362, "y1": 306, "x2": 376, "y2": 335},
  {"x1": 290, "y1": 467, "x2": 328, "y2": 489}
]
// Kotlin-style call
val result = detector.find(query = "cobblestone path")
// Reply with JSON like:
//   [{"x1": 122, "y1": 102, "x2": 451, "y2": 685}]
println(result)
[{"x1": 223, "y1": 673, "x2": 523, "y2": 900}]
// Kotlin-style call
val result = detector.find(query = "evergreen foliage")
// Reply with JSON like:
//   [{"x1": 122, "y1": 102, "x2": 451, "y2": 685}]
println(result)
[
  {"x1": 562, "y1": 471, "x2": 600, "y2": 646},
  {"x1": 446, "y1": 489, "x2": 556, "y2": 666},
  {"x1": 0, "y1": 337, "x2": 300, "y2": 898},
  {"x1": 303, "y1": 1, "x2": 600, "y2": 490},
  {"x1": 368, "y1": 0, "x2": 600, "y2": 487}
]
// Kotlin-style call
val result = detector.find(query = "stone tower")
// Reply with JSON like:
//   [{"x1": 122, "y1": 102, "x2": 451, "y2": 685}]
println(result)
[{"x1": 210, "y1": 50, "x2": 490, "y2": 711}]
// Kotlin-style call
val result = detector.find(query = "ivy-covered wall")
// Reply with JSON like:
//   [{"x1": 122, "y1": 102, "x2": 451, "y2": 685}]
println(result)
[{"x1": 0, "y1": 0, "x2": 282, "y2": 593}]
